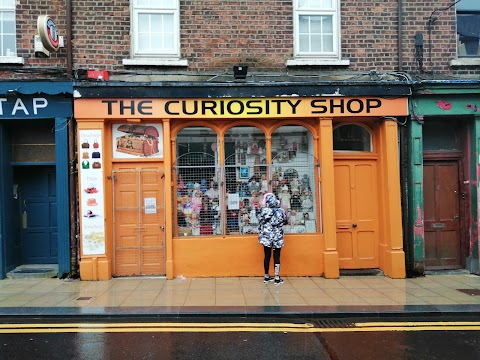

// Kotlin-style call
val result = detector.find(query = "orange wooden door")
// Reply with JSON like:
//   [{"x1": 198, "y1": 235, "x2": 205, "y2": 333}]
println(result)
[
  {"x1": 334, "y1": 159, "x2": 379, "y2": 268},
  {"x1": 113, "y1": 163, "x2": 166, "y2": 276},
  {"x1": 424, "y1": 160, "x2": 462, "y2": 269}
]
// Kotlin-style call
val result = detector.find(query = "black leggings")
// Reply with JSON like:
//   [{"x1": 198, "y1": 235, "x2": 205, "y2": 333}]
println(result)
[{"x1": 264, "y1": 246, "x2": 281, "y2": 274}]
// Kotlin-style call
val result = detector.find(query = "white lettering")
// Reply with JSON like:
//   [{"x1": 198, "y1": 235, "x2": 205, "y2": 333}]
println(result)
[
  {"x1": 0, "y1": 99, "x2": 7, "y2": 115},
  {"x1": 33, "y1": 98, "x2": 48, "y2": 114},
  {"x1": 12, "y1": 99, "x2": 29, "y2": 115}
]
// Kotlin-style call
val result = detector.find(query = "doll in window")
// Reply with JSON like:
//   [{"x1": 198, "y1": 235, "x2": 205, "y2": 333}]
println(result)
[
  {"x1": 192, "y1": 190, "x2": 203, "y2": 213},
  {"x1": 301, "y1": 189, "x2": 313, "y2": 211},
  {"x1": 290, "y1": 190, "x2": 302, "y2": 210},
  {"x1": 279, "y1": 185, "x2": 291, "y2": 211}
]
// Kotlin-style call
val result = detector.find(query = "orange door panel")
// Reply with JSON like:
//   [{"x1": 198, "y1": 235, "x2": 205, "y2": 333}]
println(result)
[
  {"x1": 113, "y1": 163, "x2": 165, "y2": 276},
  {"x1": 334, "y1": 159, "x2": 378, "y2": 268}
]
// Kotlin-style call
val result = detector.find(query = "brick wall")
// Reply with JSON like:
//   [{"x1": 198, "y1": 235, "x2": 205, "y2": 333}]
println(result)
[{"x1": 2, "y1": 0, "x2": 478, "y2": 79}]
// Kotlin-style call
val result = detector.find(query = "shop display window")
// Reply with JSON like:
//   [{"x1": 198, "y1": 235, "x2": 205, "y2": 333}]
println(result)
[
  {"x1": 271, "y1": 126, "x2": 318, "y2": 234},
  {"x1": 175, "y1": 127, "x2": 220, "y2": 236},
  {"x1": 333, "y1": 123, "x2": 372, "y2": 152},
  {"x1": 174, "y1": 125, "x2": 319, "y2": 237}
]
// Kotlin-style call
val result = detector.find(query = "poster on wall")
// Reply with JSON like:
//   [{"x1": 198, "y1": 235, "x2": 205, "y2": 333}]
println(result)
[
  {"x1": 112, "y1": 123, "x2": 163, "y2": 158},
  {"x1": 79, "y1": 129, "x2": 106, "y2": 255}
]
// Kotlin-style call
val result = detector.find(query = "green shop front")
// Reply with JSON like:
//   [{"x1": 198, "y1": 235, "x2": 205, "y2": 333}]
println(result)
[{"x1": 406, "y1": 80, "x2": 480, "y2": 275}]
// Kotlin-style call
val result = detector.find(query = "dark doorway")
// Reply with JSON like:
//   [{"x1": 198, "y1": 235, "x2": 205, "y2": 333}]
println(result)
[{"x1": 14, "y1": 166, "x2": 57, "y2": 264}]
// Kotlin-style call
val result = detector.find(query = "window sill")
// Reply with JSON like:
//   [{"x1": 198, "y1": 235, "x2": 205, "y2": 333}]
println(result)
[
  {"x1": 286, "y1": 58, "x2": 350, "y2": 67},
  {"x1": 0, "y1": 56, "x2": 24, "y2": 65},
  {"x1": 122, "y1": 58, "x2": 188, "y2": 67},
  {"x1": 450, "y1": 58, "x2": 480, "y2": 67}
]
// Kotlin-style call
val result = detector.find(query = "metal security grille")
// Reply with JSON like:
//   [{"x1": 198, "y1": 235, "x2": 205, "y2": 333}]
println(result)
[
  {"x1": 272, "y1": 151, "x2": 320, "y2": 234},
  {"x1": 174, "y1": 152, "x2": 220, "y2": 236},
  {"x1": 173, "y1": 150, "x2": 321, "y2": 236},
  {"x1": 112, "y1": 169, "x2": 166, "y2": 276}
]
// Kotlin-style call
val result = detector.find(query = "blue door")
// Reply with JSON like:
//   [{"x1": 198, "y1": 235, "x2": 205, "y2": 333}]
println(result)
[{"x1": 16, "y1": 166, "x2": 57, "y2": 264}]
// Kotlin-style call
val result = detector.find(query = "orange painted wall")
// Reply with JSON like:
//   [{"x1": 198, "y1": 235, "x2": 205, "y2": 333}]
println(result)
[{"x1": 172, "y1": 234, "x2": 324, "y2": 277}]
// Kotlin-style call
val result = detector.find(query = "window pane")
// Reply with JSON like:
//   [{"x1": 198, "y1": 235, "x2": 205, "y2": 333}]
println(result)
[
  {"x1": 0, "y1": 0, "x2": 15, "y2": 8},
  {"x1": 3, "y1": 35, "x2": 15, "y2": 55},
  {"x1": 271, "y1": 126, "x2": 318, "y2": 234},
  {"x1": 298, "y1": 0, "x2": 333, "y2": 9},
  {"x1": 310, "y1": 16, "x2": 322, "y2": 33},
  {"x1": 299, "y1": 15, "x2": 310, "y2": 33},
  {"x1": 137, "y1": 13, "x2": 175, "y2": 53},
  {"x1": 310, "y1": 35, "x2": 322, "y2": 52},
  {"x1": 299, "y1": 35, "x2": 310, "y2": 52},
  {"x1": 457, "y1": 14, "x2": 480, "y2": 57},
  {"x1": 323, "y1": 34, "x2": 333, "y2": 52},
  {"x1": 224, "y1": 126, "x2": 266, "y2": 235},
  {"x1": 135, "y1": 0, "x2": 175, "y2": 8},
  {"x1": 175, "y1": 127, "x2": 219, "y2": 237},
  {"x1": 333, "y1": 124, "x2": 372, "y2": 152},
  {"x1": 322, "y1": 15, "x2": 333, "y2": 33}
]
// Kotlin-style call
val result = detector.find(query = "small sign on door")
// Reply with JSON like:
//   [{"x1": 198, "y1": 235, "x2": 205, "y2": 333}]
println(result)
[{"x1": 144, "y1": 197, "x2": 157, "y2": 214}]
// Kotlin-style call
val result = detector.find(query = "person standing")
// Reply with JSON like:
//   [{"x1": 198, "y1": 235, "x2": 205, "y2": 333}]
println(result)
[{"x1": 257, "y1": 192, "x2": 287, "y2": 285}]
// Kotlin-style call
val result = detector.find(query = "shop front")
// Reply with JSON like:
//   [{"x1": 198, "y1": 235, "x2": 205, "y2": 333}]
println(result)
[
  {"x1": 0, "y1": 81, "x2": 73, "y2": 279},
  {"x1": 74, "y1": 82, "x2": 409, "y2": 280},
  {"x1": 406, "y1": 80, "x2": 480, "y2": 275}
]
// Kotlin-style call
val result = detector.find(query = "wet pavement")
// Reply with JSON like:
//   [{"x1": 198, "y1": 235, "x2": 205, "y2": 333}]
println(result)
[{"x1": 0, "y1": 273, "x2": 480, "y2": 317}]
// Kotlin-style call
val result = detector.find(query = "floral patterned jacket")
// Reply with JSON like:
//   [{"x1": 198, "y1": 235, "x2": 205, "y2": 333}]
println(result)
[{"x1": 257, "y1": 193, "x2": 287, "y2": 248}]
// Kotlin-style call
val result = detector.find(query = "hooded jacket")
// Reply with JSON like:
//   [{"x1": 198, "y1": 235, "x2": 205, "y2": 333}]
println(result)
[{"x1": 257, "y1": 193, "x2": 287, "y2": 248}]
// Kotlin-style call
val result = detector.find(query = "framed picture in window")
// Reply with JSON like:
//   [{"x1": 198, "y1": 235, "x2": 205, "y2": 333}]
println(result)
[{"x1": 239, "y1": 167, "x2": 249, "y2": 179}]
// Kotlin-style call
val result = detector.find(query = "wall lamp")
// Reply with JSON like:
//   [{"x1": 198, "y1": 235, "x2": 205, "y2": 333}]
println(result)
[{"x1": 233, "y1": 65, "x2": 248, "y2": 79}]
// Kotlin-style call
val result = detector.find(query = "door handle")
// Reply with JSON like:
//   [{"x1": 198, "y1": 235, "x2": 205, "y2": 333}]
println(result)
[
  {"x1": 453, "y1": 214, "x2": 459, "y2": 220},
  {"x1": 22, "y1": 211, "x2": 27, "y2": 229},
  {"x1": 160, "y1": 226, "x2": 165, "y2": 230},
  {"x1": 352, "y1": 223, "x2": 357, "y2": 228}
]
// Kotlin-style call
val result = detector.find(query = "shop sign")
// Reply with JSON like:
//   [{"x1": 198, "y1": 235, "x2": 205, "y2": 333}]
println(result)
[
  {"x1": 78, "y1": 129, "x2": 106, "y2": 256},
  {"x1": 0, "y1": 97, "x2": 49, "y2": 116},
  {"x1": 75, "y1": 97, "x2": 408, "y2": 119}
]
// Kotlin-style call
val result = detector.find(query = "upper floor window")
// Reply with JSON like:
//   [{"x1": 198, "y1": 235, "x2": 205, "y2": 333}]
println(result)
[
  {"x1": 457, "y1": 0, "x2": 480, "y2": 57},
  {"x1": 0, "y1": 0, "x2": 16, "y2": 57},
  {"x1": 132, "y1": 0, "x2": 180, "y2": 58},
  {"x1": 293, "y1": 0, "x2": 340, "y2": 59}
]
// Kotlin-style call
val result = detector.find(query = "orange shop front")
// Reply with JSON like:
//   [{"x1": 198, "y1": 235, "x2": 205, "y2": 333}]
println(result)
[{"x1": 74, "y1": 86, "x2": 408, "y2": 281}]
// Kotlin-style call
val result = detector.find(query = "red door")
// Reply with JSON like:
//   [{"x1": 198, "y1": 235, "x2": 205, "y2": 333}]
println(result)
[{"x1": 423, "y1": 160, "x2": 462, "y2": 269}]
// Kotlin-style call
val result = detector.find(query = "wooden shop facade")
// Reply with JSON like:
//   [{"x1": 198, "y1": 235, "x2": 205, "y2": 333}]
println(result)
[{"x1": 73, "y1": 81, "x2": 409, "y2": 280}]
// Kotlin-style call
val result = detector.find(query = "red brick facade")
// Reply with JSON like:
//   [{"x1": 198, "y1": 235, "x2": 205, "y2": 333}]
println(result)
[{"x1": 1, "y1": 1, "x2": 478, "y2": 78}]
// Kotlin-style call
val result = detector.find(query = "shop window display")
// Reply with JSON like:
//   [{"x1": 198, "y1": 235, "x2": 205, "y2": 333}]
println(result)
[
  {"x1": 174, "y1": 125, "x2": 319, "y2": 237},
  {"x1": 224, "y1": 126, "x2": 267, "y2": 235},
  {"x1": 175, "y1": 127, "x2": 220, "y2": 236},
  {"x1": 271, "y1": 126, "x2": 318, "y2": 234}
]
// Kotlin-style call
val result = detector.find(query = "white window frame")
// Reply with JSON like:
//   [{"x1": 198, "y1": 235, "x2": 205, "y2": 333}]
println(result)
[
  {"x1": 127, "y1": 0, "x2": 183, "y2": 64},
  {"x1": 288, "y1": 0, "x2": 348, "y2": 66},
  {"x1": 0, "y1": 0, "x2": 22, "y2": 64}
]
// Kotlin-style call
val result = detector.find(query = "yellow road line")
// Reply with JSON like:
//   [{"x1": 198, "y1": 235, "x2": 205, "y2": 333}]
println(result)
[
  {"x1": 356, "y1": 321, "x2": 480, "y2": 327},
  {"x1": 0, "y1": 325, "x2": 480, "y2": 334}
]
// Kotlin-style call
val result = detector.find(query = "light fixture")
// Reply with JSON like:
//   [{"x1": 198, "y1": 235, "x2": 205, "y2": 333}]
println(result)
[{"x1": 233, "y1": 65, "x2": 248, "y2": 79}]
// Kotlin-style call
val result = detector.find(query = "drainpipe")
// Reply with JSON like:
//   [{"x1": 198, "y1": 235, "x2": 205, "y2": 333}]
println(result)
[
  {"x1": 66, "y1": 0, "x2": 77, "y2": 275},
  {"x1": 68, "y1": 118, "x2": 79, "y2": 276},
  {"x1": 66, "y1": 0, "x2": 72, "y2": 79},
  {"x1": 398, "y1": 0, "x2": 403, "y2": 71}
]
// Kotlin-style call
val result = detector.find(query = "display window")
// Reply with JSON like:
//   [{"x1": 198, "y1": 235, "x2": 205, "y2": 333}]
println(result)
[{"x1": 174, "y1": 124, "x2": 319, "y2": 237}]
